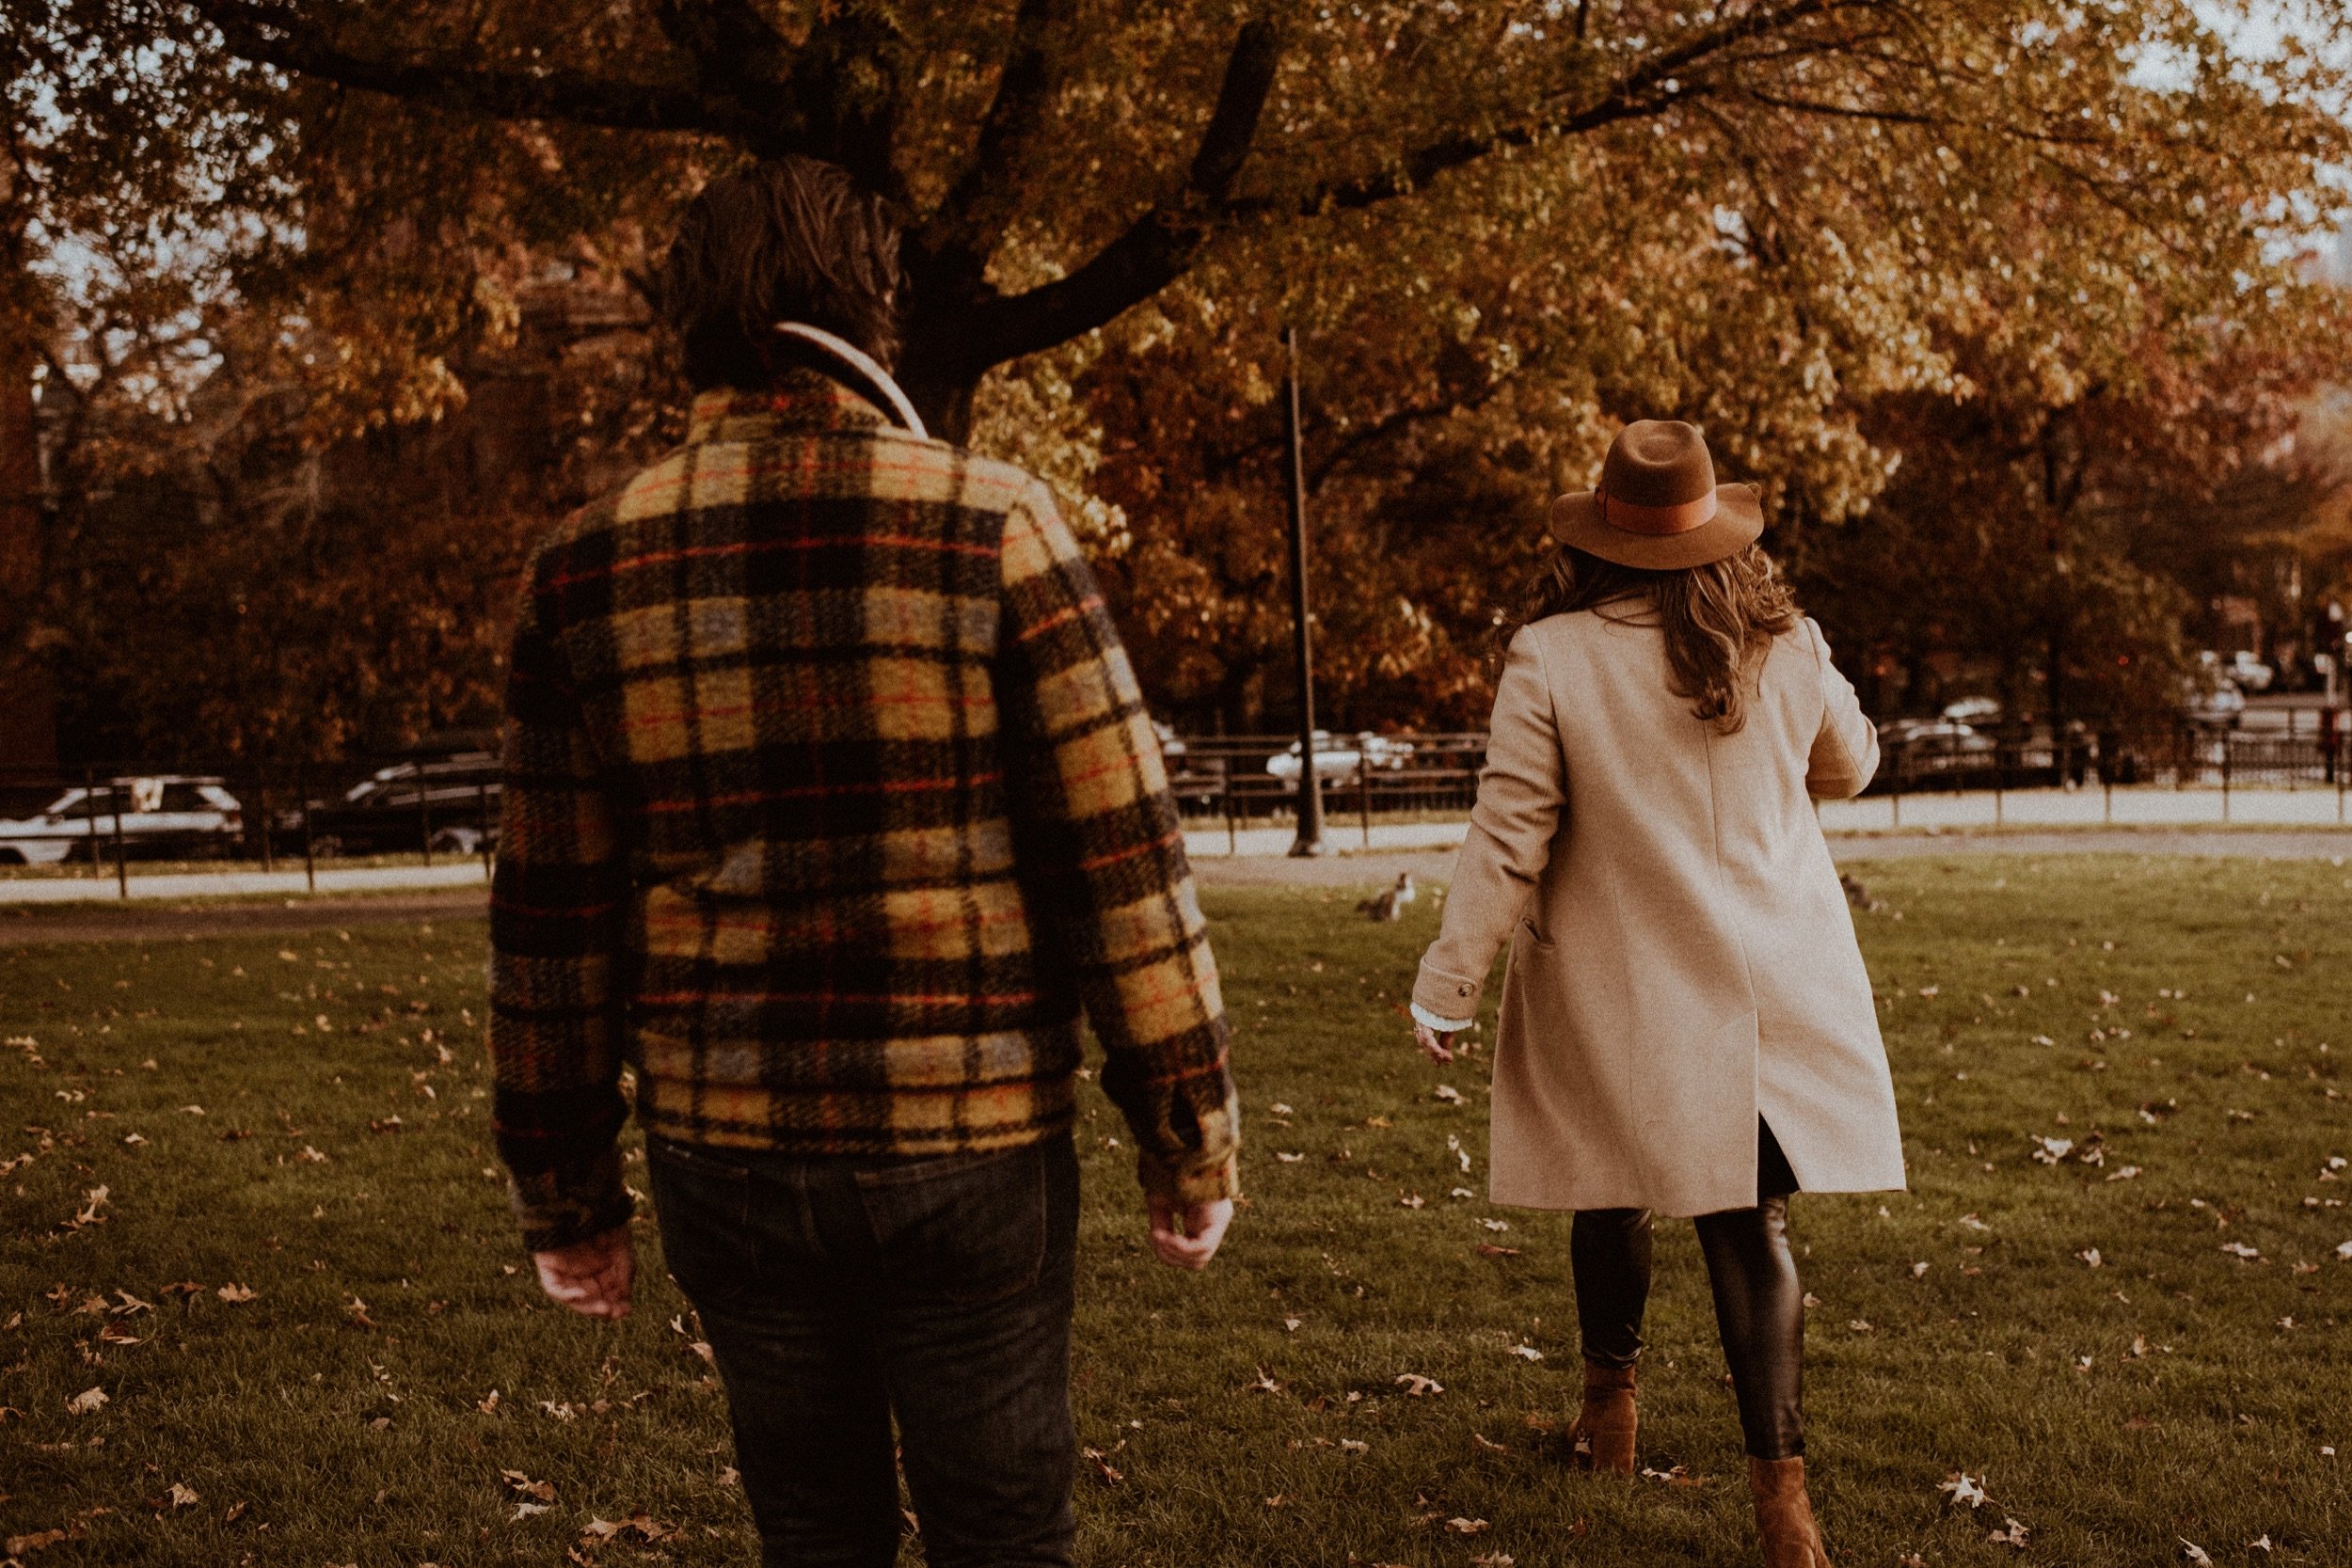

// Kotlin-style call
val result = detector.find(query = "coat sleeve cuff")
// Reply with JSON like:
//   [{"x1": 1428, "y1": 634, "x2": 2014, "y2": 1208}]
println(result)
[
  {"x1": 1410, "y1": 1001, "x2": 1475, "y2": 1033},
  {"x1": 1137, "y1": 1150, "x2": 1240, "y2": 1206},
  {"x1": 1413, "y1": 959, "x2": 1486, "y2": 1023},
  {"x1": 509, "y1": 1144, "x2": 635, "y2": 1253}
]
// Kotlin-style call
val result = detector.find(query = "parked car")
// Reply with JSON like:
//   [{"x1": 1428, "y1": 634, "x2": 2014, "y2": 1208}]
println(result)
[
  {"x1": 1152, "y1": 721, "x2": 1230, "y2": 810},
  {"x1": 279, "y1": 753, "x2": 502, "y2": 857},
  {"x1": 1872, "y1": 720, "x2": 1997, "y2": 786},
  {"x1": 2221, "y1": 650, "x2": 2275, "y2": 693},
  {"x1": 0, "y1": 777, "x2": 244, "y2": 865},
  {"x1": 1264, "y1": 731, "x2": 1417, "y2": 785},
  {"x1": 1940, "y1": 695, "x2": 2003, "y2": 726},
  {"x1": 2180, "y1": 674, "x2": 2245, "y2": 729}
]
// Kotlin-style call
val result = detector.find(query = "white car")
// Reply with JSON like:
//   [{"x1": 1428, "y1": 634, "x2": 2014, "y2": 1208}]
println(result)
[
  {"x1": 1263, "y1": 731, "x2": 1417, "y2": 784},
  {"x1": 2223, "y1": 650, "x2": 2274, "y2": 693},
  {"x1": 0, "y1": 777, "x2": 245, "y2": 865}
]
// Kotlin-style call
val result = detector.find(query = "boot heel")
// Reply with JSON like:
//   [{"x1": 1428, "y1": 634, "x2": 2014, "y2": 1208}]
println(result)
[
  {"x1": 1748, "y1": 1455, "x2": 1835, "y2": 1567},
  {"x1": 1565, "y1": 1363, "x2": 1637, "y2": 1476}
]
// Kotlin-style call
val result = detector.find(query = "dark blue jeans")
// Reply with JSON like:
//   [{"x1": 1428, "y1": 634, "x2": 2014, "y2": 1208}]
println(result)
[{"x1": 647, "y1": 1133, "x2": 1081, "y2": 1568}]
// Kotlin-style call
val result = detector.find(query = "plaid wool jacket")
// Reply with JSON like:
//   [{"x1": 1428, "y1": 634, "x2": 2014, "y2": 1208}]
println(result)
[{"x1": 487, "y1": 371, "x2": 1240, "y2": 1250}]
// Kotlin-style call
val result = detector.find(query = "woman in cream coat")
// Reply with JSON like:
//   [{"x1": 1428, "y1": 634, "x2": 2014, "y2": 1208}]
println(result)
[{"x1": 1409, "y1": 420, "x2": 1902, "y2": 1568}]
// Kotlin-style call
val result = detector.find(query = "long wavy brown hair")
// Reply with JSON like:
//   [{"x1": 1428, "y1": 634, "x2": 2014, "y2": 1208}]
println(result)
[{"x1": 1500, "y1": 543, "x2": 1801, "y2": 734}]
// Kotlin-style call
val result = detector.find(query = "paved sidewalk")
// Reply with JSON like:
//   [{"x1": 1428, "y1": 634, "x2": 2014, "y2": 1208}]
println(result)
[{"x1": 0, "y1": 861, "x2": 492, "y2": 905}]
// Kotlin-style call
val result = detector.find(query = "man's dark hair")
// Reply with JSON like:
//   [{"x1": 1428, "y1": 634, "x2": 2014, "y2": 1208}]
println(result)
[{"x1": 660, "y1": 157, "x2": 904, "y2": 389}]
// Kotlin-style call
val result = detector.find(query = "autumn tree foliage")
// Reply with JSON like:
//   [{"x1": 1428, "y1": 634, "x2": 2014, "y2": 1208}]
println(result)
[{"x1": 7, "y1": 1, "x2": 2350, "y2": 756}]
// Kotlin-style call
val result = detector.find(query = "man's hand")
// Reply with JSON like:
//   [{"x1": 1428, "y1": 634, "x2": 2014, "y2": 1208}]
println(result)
[
  {"x1": 1148, "y1": 1194, "x2": 1234, "y2": 1271},
  {"x1": 1415, "y1": 1020, "x2": 1456, "y2": 1065},
  {"x1": 532, "y1": 1225, "x2": 635, "y2": 1320}
]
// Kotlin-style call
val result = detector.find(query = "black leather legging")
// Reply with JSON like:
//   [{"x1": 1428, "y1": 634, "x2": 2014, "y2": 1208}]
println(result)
[{"x1": 1569, "y1": 1119, "x2": 1805, "y2": 1460}]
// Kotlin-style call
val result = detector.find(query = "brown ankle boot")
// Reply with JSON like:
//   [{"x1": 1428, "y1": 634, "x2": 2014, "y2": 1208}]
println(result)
[
  {"x1": 1748, "y1": 1456, "x2": 1834, "y2": 1567},
  {"x1": 1565, "y1": 1362, "x2": 1637, "y2": 1474}
]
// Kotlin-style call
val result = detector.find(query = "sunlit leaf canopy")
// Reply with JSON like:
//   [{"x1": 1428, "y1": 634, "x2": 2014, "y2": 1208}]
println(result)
[{"x1": 7, "y1": 0, "x2": 2350, "y2": 751}]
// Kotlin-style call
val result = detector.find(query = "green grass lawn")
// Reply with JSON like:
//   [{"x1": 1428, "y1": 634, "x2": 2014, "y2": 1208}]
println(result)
[{"x1": 3, "y1": 857, "x2": 2349, "y2": 1566}]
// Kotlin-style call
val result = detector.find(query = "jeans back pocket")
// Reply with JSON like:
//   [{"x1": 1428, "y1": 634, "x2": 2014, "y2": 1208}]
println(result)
[{"x1": 854, "y1": 1142, "x2": 1060, "y2": 1308}]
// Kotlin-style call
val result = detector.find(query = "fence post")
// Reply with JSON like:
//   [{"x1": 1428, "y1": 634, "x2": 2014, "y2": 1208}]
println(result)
[
  {"x1": 1223, "y1": 767, "x2": 1237, "y2": 857},
  {"x1": 1889, "y1": 759, "x2": 1901, "y2": 831},
  {"x1": 2221, "y1": 735, "x2": 2232, "y2": 824},
  {"x1": 477, "y1": 778, "x2": 495, "y2": 880},
  {"x1": 417, "y1": 770, "x2": 434, "y2": 867},
  {"x1": 109, "y1": 780, "x2": 129, "y2": 899},
  {"x1": 1993, "y1": 745, "x2": 2004, "y2": 829},
  {"x1": 257, "y1": 780, "x2": 275, "y2": 874},
  {"x1": 1359, "y1": 761, "x2": 1373, "y2": 849},
  {"x1": 83, "y1": 767, "x2": 102, "y2": 879},
  {"x1": 301, "y1": 763, "x2": 318, "y2": 894}
]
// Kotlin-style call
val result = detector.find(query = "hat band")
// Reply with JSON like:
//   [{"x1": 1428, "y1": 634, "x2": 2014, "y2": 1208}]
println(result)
[{"x1": 1599, "y1": 488, "x2": 1718, "y2": 537}]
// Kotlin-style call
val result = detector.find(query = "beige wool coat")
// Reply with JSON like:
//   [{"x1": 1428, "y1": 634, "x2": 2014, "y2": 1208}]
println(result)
[{"x1": 1413, "y1": 610, "x2": 1906, "y2": 1216}]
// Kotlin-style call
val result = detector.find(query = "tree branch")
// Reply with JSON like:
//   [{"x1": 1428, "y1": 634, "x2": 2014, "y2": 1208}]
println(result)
[
  {"x1": 1261, "y1": 0, "x2": 1852, "y2": 214},
  {"x1": 920, "y1": 0, "x2": 1080, "y2": 270},
  {"x1": 647, "y1": 0, "x2": 793, "y2": 84},
  {"x1": 196, "y1": 0, "x2": 725, "y2": 136},
  {"x1": 951, "y1": 15, "x2": 1282, "y2": 370}
]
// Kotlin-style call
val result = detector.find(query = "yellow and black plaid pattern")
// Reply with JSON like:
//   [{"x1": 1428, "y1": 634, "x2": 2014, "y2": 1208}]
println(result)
[{"x1": 488, "y1": 372, "x2": 1239, "y2": 1249}]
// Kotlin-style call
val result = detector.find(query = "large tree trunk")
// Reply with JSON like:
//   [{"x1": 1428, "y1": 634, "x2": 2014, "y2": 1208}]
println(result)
[{"x1": 0, "y1": 152, "x2": 57, "y2": 773}]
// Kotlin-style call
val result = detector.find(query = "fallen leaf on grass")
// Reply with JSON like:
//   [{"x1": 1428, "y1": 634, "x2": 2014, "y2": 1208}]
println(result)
[
  {"x1": 1480, "y1": 1219, "x2": 1510, "y2": 1232},
  {"x1": 2078, "y1": 1248, "x2": 2104, "y2": 1268},
  {"x1": 1640, "y1": 1465, "x2": 1708, "y2": 1486},
  {"x1": 1471, "y1": 1432, "x2": 1508, "y2": 1453},
  {"x1": 501, "y1": 1470, "x2": 555, "y2": 1502},
  {"x1": 167, "y1": 1483, "x2": 198, "y2": 1508},
  {"x1": 1433, "y1": 1085, "x2": 1464, "y2": 1104},
  {"x1": 1444, "y1": 1517, "x2": 1489, "y2": 1535},
  {"x1": 1394, "y1": 1373, "x2": 1444, "y2": 1397},
  {"x1": 1989, "y1": 1516, "x2": 2029, "y2": 1549},
  {"x1": 580, "y1": 1513, "x2": 675, "y2": 1544},
  {"x1": 66, "y1": 1386, "x2": 106, "y2": 1415},
  {"x1": 1244, "y1": 1369, "x2": 1283, "y2": 1395},
  {"x1": 512, "y1": 1502, "x2": 550, "y2": 1521},
  {"x1": 2180, "y1": 1540, "x2": 2215, "y2": 1566},
  {"x1": 216, "y1": 1283, "x2": 256, "y2": 1303},
  {"x1": 2221, "y1": 1242, "x2": 2265, "y2": 1262},
  {"x1": 1470, "y1": 1556, "x2": 1515, "y2": 1567},
  {"x1": 1340, "y1": 1438, "x2": 1369, "y2": 1454},
  {"x1": 1081, "y1": 1444, "x2": 1124, "y2": 1485},
  {"x1": 2249, "y1": 1534, "x2": 2274, "y2": 1552},
  {"x1": 6, "y1": 1530, "x2": 72, "y2": 1555},
  {"x1": 1475, "y1": 1243, "x2": 1520, "y2": 1259},
  {"x1": 1506, "y1": 1344, "x2": 1543, "y2": 1361},
  {"x1": 538, "y1": 1401, "x2": 579, "y2": 1421},
  {"x1": 1397, "y1": 1193, "x2": 1425, "y2": 1209},
  {"x1": 477, "y1": 1390, "x2": 501, "y2": 1415},
  {"x1": 1939, "y1": 1473, "x2": 1989, "y2": 1510}
]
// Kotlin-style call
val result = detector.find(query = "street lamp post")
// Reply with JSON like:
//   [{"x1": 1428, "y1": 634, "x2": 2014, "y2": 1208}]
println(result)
[{"x1": 1282, "y1": 325, "x2": 1326, "y2": 857}]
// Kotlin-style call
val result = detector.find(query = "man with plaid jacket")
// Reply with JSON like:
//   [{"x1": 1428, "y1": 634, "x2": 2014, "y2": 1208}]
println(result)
[{"x1": 487, "y1": 158, "x2": 1239, "y2": 1567}]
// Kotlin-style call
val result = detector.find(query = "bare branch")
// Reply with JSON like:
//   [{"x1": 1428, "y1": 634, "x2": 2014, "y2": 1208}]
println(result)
[
  {"x1": 1263, "y1": 0, "x2": 1850, "y2": 214},
  {"x1": 954, "y1": 15, "x2": 1282, "y2": 370},
  {"x1": 196, "y1": 0, "x2": 725, "y2": 136},
  {"x1": 920, "y1": 0, "x2": 1081, "y2": 273}
]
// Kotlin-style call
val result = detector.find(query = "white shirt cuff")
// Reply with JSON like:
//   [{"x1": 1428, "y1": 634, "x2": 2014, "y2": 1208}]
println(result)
[{"x1": 1410, "y1": 1001, "x2": 1474, "y2": 1034}]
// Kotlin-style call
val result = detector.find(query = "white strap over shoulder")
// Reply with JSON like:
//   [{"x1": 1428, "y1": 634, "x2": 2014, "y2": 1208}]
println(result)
[{"x1": 771, "y1": 321, "x2": 929, "y2": 439}]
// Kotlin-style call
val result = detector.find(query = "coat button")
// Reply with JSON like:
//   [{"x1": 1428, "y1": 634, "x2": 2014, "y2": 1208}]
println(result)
[{"x1": 1457, "y1": 984, "x2": 1471, "y2": 995}]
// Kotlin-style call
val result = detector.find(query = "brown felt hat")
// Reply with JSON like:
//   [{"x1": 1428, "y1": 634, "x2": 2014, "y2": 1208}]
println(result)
[{"x1": 1549, "y1": 420, "x2": 1764, "y2": 569}]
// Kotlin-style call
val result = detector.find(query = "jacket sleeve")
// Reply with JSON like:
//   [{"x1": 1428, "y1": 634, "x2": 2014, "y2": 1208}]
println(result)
[
  {"x1": 1803, "y1": 617, "x2": 1880, "y2": 800},
  {"x1": 486, "y1": 556, "x2": 634, "y2": 1253},
  {"x1": 996, "y1": 482, "x2": 1240, "y2": 1207},
  {"x1": 1413, "y1": 626, "x2": 1566, "y2": 1023}
]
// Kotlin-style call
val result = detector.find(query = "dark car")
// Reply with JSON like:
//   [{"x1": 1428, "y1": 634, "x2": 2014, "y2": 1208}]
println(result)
[
  {"x1": 1869, "y1": 720, "x2": 1997, "y2": 789},
  {"x1": 280, "y1": 753, "x2": 502, "y2": 857}
]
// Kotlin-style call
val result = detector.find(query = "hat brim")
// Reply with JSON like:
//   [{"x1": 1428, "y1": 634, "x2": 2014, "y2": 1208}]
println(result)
[{"x1": 1549, "y1": 483, "x2": 1764, "y2": 570}]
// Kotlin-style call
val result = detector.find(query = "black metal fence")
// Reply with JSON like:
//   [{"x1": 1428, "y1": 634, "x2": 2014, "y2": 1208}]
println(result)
[
  {"x1": 0, "y1": 757, "x2": 502, "y2": 895},
  {"x1": 4, "y1": 717, "x2": 2345, "y2": 896}
]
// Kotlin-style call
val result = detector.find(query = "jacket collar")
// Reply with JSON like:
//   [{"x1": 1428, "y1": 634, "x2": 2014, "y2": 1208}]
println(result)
[{"x1": 686, "y1": 368, "x2": 893, "y2": 444}]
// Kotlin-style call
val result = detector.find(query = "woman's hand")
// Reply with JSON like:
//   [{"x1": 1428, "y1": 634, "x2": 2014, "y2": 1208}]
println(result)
[{"x1": 1415, "y1": 1020, "x2": 1456, "y2": 1065}]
